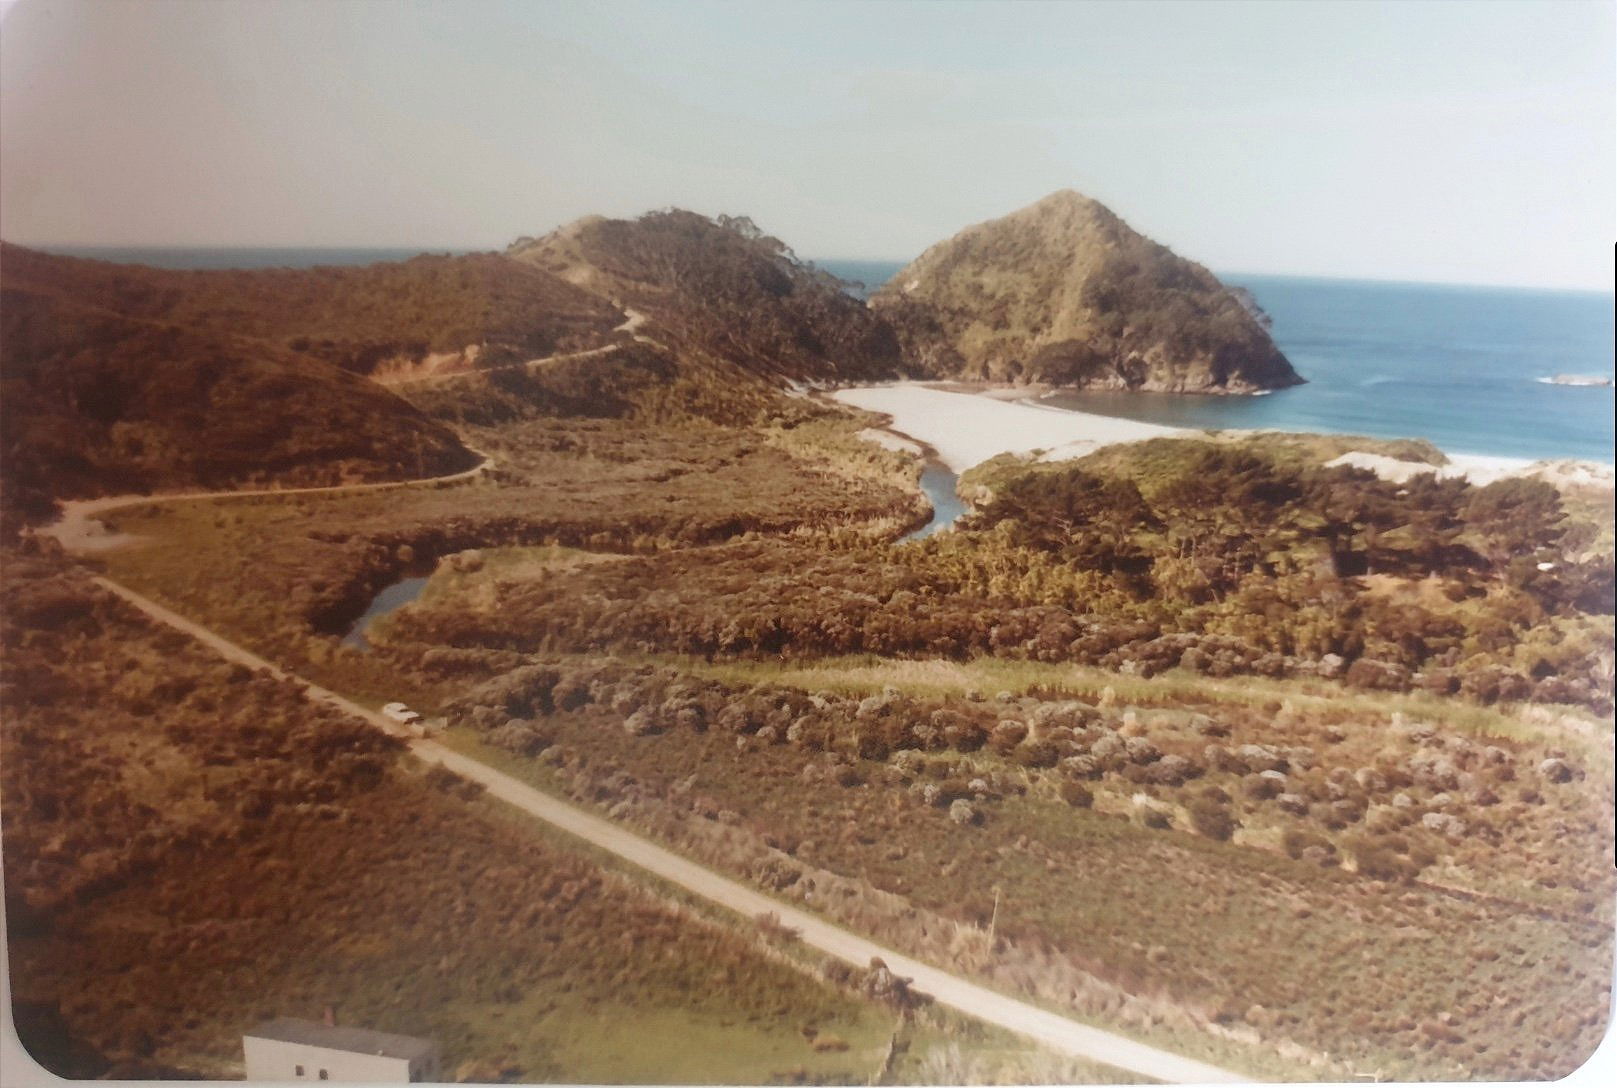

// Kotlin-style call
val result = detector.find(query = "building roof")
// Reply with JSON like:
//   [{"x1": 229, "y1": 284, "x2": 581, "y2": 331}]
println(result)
[{"x1": 245, "y1": 1019, "x2": 437, "y2": 1062}]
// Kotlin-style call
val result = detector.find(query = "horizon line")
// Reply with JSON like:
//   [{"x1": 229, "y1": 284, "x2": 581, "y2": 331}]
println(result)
[
  {"x1": 1212, "y1": 267, "x2": 1616, "y2": 297},
  {"x1": 9, "y1": 239, "x2": 1613, "y2": 297}
]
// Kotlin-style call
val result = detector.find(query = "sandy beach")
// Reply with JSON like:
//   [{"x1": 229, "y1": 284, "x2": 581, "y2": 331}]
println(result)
[
  {"x1": 1325, "y1": 450, "x2": 1542, "y2": 487},
  {"x1": 833, "y1": 383, "x2": 1184, "y2": 472},
  {"x1": 832, "y1": 382, "x2": 1594, "y2": 494}
]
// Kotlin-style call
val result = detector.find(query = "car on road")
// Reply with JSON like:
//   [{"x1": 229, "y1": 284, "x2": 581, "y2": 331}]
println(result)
[{"x1": 381, "y1": 702, "x2": 423, "y2": 731}]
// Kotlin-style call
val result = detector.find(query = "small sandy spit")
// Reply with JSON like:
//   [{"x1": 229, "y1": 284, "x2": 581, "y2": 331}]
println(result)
[
  {"x1": 856, "y1": 427, "x2": 925, "y2": 457},
  {"x1": 1324, "y1": 450, "x2": 1528, "y2": 486},
  {"x1": 1326, "y1": 451, "x2": 1616, "y2": 489},
  {"x1": 834, "y1": 383, "x2": 1182, "y2": 472}
]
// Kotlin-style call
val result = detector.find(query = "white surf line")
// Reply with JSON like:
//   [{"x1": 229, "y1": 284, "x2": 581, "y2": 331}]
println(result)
[{"x1": 88, "y1": 572, "x2": 1246, "y2": 1085}]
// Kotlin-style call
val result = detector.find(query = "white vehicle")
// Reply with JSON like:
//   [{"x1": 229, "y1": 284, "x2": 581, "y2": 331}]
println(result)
[{"x1": 381, "y1": 702, "x2": 423, "y2": 727}]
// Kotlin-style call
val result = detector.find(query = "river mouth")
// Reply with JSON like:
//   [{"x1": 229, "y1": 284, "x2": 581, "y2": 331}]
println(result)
[{"x1": 903, "y1": 461, "x2": 966, "y2": 541}]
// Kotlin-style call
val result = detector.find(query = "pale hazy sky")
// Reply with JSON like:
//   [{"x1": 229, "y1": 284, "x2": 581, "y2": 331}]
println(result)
[{"x1": 1, "y1": 0, "x2": 1612, "y2": 289}]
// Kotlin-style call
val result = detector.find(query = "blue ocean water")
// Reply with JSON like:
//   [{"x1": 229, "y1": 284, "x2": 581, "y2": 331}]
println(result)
[
  {"x1": 814, "y1": 258, "x2": 906, "y2": 300},
  {"x1": 819, "y1": 260, "x2": 1615, "y2": 464}
]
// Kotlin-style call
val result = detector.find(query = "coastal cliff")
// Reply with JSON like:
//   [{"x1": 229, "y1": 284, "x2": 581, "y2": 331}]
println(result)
[{"x1": 870, "y1": 190, "x2": 1303, "y2": 393}]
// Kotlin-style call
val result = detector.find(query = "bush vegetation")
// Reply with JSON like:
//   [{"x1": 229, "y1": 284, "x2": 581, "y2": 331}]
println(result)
[
  {"x1": 0, "y1": 286, "x2": 477, "y2": 521},
  {"x1": 0, "y1": 552, "x2": 921, "y2": 1083},
  {"x1": 509, "y1": 210, "x2": 907, "y2": 383},
  {"x1": 0, "y1": 242, "x2": 622, "y2": 375},
  {"x1": 7, "y1": 238, "x2": 1612, "y2": 1084},
  {"x1": 423, "y1": 651, "x2": 1611, "y2": 1080},
  {"x1": 868, "y1": 191, "x2": 1300, "y2": 392}
]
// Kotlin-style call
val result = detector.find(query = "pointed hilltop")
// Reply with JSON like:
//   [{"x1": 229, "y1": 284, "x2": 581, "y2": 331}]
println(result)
[
  {"x1": 507, "y1": 210, "x2": 906, "y2": 383},
  {"x1": 871, "y1": 190, "x2": 1303, "y2": 393}
]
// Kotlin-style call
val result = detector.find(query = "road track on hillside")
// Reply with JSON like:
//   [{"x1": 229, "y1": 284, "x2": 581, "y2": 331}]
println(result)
[
  {"x1": 85, "y1": 572, "x2": 1245, "y2": 1084},
  {"x1": 379, "y1": 342, "x2": 624, "y2": 388},
  {"x1": 38, "y1": 447, "x2": 494, "y2": 552},
  {"x1": 381, "y1": 307, "x2": 661, "y2": 388}
]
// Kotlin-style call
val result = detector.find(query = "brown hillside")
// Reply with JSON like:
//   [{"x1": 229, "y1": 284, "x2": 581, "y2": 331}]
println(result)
[
  {"x1": 0, "y1": 243, "x2": 624, "y2": 376},
  {"x1": 508, "y1": 210, "x2": 908, "y2": 382},
  {"x1": 871, "y1": 190, "x2": 1303, "y2": 393},
  {"x1": 0, "y1": 285, "x2": 476, "y2": 517}
]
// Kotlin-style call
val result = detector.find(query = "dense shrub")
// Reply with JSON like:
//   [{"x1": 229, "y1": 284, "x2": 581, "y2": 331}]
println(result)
[{"x1": 1187, "y1": 797, "x2": 1237, "y2": 841}]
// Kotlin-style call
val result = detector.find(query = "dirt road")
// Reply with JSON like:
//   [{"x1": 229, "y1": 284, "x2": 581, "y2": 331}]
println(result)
[
  {"x1": 381, "y1": 306, "x2": 661, "y2": 389},
  {"x1": 380, "y1": 342, "x2": 625, "y2": 388},
  {"x1": 38, "y1": 449, "x2": 492, "y2": 552},
  {"x1": 87, "y1": 575, "x2": 1244, "y2": 1084}
]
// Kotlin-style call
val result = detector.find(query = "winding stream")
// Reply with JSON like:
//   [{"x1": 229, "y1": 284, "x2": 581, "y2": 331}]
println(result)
[
  {"x1": 342, "y1": 459, "x2": 968, "y2": 649},
  {"x1": 904, "y1": 461, "x2": 966, "y2": 541},
  {"x1": 341, "y1": 574, "x2": 431, "y2": 649}
]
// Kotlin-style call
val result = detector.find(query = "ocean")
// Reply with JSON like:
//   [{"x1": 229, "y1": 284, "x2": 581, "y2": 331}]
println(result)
[
  {"x1": 36, "y1": 248, "x2": 1614, "y2": 464},
  {"x1": 819, "y1": 259, "x2": 1615, "y2": 465}
]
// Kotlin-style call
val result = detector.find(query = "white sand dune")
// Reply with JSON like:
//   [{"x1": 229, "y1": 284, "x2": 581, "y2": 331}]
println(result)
[
  {"x1": 834, "y1": 384, "x2": 1182, "y2": 471},
  {"x1": 1325, "y1": 450, "x2": 1526, "y2": 486},
  {"x1": 836, "y1": 383, "x2": 1609, "y2": 497},
  {"x1": 1323, "y1": 450, "x2": 1584, "y2": 487}
]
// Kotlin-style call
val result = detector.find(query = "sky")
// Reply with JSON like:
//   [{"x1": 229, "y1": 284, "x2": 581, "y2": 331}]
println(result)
[{"x1": 1, "y1": 0, "x2": 1613, "y2": 290}]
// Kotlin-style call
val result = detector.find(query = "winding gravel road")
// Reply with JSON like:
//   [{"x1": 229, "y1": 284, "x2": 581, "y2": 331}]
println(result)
[
  {"x1": 85, "y1": 574, "x2": 1245, "y2": 1084},
  {"x1": 381, "y1": 307, "x2": 662, "y2": 388},
  {"x1": 37, "y1": 448, "x2": 493, "y2": 552}
]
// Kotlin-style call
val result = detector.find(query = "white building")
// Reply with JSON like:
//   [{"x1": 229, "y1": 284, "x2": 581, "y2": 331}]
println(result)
[{"x1": 243, "y1": 1019, "x2": 441, "y2": 1083}]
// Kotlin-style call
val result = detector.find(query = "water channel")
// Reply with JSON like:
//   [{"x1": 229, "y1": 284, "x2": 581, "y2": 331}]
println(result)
[
  {"x1": 340, "y1": 574, "x2": 431, "y2": 650},
  {"x1": 903, "y1": 461, "x2": 966, "y2": 541},
  {"x1": 340, "y1": 460, "x2": 968, "y2": 650}
]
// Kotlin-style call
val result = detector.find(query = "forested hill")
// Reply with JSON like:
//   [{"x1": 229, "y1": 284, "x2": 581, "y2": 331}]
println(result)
[
  {"x1": 0, "y1": 243, "x2": 624, "y2": 376},
  {"x1": 506, "y1": 210, "x2": 910, "y2": 383},
  {"x1": 870, "y1": 190, "x2": 1304, "y2": 393},
  {"x1": 0, "y1": 190, "x2": 1307, "y2": 525},
  {"x1": 0, "y1": 245, "x2": 512, "y2": 523},
  {"x1": 0, "y1": 283, "x2": 479, "y2": 521}
]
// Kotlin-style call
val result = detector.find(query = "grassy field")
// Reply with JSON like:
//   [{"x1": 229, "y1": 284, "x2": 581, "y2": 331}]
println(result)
[
  {"x1": 674, "y1": 653, "x2": 1602, "y2": 747},
  {"x1": 433, "y1": 787, "x2": 1135, "y2": 1086}
]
